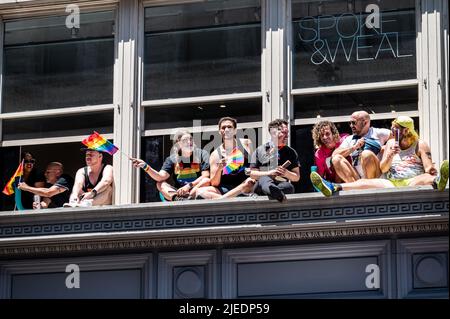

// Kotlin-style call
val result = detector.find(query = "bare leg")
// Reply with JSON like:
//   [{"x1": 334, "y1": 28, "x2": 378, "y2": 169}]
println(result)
[
  {"x1": 221, "y1": 178, "x2": 256, "y2": 199},
  {"x1": 332, "y1": 155, "x2": 359, "y2": 182},
  {"x1": 196, "y1": 186, "x2": 222, "y2": 199},
  {"x1": 408, "y1": 173, "x2": 435, "y2": 186},
  {"x1": 360, "y1": 150, "x2": 382, "y2": 179},
  {"x1": 157, "y1": 182, "x2": 177, "y2": 201},
  {"x1": 341, "y1": 178, "x2": 394, "y2": 191}
]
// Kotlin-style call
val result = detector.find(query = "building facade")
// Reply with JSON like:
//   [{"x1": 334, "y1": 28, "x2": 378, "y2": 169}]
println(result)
[{"x1": 0, "y1": 0, "x2": 448, "y2": 299}]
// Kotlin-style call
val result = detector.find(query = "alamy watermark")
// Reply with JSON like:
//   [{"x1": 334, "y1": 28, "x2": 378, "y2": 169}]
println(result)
[
  {"x1": 65, "y1": 4, "x2": 80, "y2": 36},
  {"x1": 365, "y1": 263, "x2": 380, "y2": 289},
  {"x1": 65, "y1": 264, "x2": 80, "y2": 289}
]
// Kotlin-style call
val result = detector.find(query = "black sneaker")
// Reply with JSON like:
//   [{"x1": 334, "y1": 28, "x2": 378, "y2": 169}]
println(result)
[
  {"x1": 268, "y1": 185, "x2": 287, "y2": 203},
  {"x1": 173, "y1": 195, "x2": 188, "y2": 201}
]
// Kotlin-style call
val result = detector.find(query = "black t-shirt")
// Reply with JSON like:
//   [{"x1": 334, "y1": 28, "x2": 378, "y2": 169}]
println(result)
[
  {"x1": 250, "y1": 142, "x2": 301, "y2": 172},
  {"x1": 45, "y1": 174, "x2": 74, "y2": 208},
  {"x1": 21, "y1": 170, "x2": 45, "y2": 209},
  {"x1": 161, "y1": 148, "x2": 210, "y2": 188}
]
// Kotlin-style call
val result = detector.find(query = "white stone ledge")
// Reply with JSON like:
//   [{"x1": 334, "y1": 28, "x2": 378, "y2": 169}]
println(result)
[{"x1": 0, "y1": 186, "x2": 447, "y2": 224}]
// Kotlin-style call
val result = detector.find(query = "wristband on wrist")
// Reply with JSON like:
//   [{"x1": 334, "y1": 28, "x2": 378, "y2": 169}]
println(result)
[
  {"x1": 188, "y1": 182, "x2": 194, "y2": 189},
  {"x1": 92, "y1": 189, "x2": 98, "y2": 198},
  {"x1": 143, "y1": 163, "x2": 150, "y2": 172}
]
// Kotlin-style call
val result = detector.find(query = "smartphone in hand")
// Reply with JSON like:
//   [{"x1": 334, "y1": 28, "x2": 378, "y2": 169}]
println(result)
[
  {"x1": 274, "y1": 160, "x2": 291, "y2": 182},
  {"x1": 395, "y1": 129, "x2": 400, "y2": 144},
  {"x1": 281, "y1": 160, "x2": 291, "y2": 169}
]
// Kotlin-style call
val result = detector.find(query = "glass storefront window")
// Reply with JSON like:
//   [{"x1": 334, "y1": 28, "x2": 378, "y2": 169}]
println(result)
[
  {"x1": 144, "y1": 0, "x2": 261, "y2": 100},
  {"x1": 294, "y1": 87, "x2": 417, "y2": 119},
  {"x1": 2, "y1": 112, "x2": 113, "y2": 140},
  {"x1": 0, "y1": 142, "x2": 113, "y2": 211},
  {"x1": 2, "y1": 11, "x2": 115, "y2": 112},
  {"x1": 140, "y1": 127, "x2": 262, "y2": 202},
  {"x1": 292, "y1": 0, "x2": 416, "y2": 88},
  {"x1": 291, "y1": 118, "x2": 418, "y2": 193},
  {"x1": 144, "y1": 98, "x2": 262, "y2": 130}
]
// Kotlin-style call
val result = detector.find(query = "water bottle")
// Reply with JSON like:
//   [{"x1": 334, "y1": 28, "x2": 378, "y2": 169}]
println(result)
[
  {"x1": 33, "y1": 194, "x2": 41, "y2": 209},
  {"x1": 311, "y1": 166, "x2": 321, "y2": 192}
]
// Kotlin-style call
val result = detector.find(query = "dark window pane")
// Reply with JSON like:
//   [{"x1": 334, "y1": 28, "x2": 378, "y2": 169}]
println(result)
[
  {"x1": 0, "y1": 146, "x2": 20, "y2": 211},
  {"x1": 294, "y1": 87, "x2": 417, "y2": 119},
  {"x1": 2, "y1": 11, "x2": 114, "y2": 112},
  {"x1": 292, "y1": 0, "x2": 416, "y2": 88},
  {"x1": 144, "y1": 0, "x2": 261, "y2": 100},
  {"x1": 144, "y1": 99, "x2": 262, "y2": 130},
  {"x1": 2, "y1": 112, "x2": 113, "y2": 140}
]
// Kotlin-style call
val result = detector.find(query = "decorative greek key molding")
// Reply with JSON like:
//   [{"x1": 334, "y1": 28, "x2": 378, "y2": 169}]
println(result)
[
  {"x1": 0, "y1": 199, "x2": 447, "y2": 239},
  {"x1": 0, "y1": 218, "x2": 447, "y2": 257}
]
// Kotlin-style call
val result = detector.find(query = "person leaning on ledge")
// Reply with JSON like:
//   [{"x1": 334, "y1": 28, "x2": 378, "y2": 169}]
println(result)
[
  {"x1": 332, "y1": 110, "x2": 391, "y2": 182},
  {"x1": 311, "y1": 116, "x2": 449, "y2": 197},
  {"x1": 67, "y1": 147, "x2": 114, "y2": 206},
  {"x1": 130, "y1": 129, "x2": 210, "y2": 201},
  {"x1": 18, "y1": 162, "x2": 73, "y2": 209}
]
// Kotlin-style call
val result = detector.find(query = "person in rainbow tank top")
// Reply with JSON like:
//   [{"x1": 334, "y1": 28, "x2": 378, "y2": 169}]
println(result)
[
  {"x1": 131, "y1": 129, "x2": 210, "y2": 201},
  {"x1": 197, "y1": 117, "x2": 255, "y2": 199},
  {"x1": 311, "y1": 116, "x2": 449, "y2": 196}
]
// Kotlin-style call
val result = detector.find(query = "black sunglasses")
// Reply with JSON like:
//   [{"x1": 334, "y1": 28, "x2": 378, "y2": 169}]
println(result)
[
  {"x1": 349, "y1": 119, "x2": 364, "y2": 126},
  {"x1": 23, "y1": 159, "x2": 36, "y2": 164}
]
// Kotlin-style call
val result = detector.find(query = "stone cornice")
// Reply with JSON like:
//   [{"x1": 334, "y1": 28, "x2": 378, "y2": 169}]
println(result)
[
  {"x1": 0, "y1": 188, "x2": 447, "y2": 240},
  {"x1": 0, "y1": 213, "x2": 447, "y2": 258}
]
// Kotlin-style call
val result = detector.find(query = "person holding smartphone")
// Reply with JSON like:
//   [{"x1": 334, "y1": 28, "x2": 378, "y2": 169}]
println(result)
[
  {"x1": 249, "y1": 119, "x2": 301, "y2": 202},
  {"x1": 311, "y1": 116, "x2": 449, "y2": 196}
]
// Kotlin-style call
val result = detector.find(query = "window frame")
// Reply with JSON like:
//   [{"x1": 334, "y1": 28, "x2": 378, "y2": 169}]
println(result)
[
  {"x1": 287, "y1": 0, "x2": 421, "y2": 126},
  {"x1": 0, "y1": 4, "x2": 118, "y2": 147},
  {"x1": 137, "y1": 0, "x2": 266, "y2": 202}
]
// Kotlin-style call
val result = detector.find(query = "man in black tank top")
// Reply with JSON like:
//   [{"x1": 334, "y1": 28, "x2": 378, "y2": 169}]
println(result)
[
  {"x1": 197, "y1": 117, "x2": 256, "y2": 199},
  {"x1": 66, "y1": 148, "x2": 114, "y2": 207}
]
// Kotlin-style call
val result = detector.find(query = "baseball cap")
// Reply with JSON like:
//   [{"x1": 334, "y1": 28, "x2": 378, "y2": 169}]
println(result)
[{"x1": 393, "y1": 116, "x2": 419, "y2": 139}]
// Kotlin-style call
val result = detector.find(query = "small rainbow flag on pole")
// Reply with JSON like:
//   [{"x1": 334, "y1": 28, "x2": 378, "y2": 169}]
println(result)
[
  {"x1": 2, "y1": 161, "x2": 24, "y2": 196},
  {"x1": 82, "y1": 131, "x2": 119, "y2": 155}
]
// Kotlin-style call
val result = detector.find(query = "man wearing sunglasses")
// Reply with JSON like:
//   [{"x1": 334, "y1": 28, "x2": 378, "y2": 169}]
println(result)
[
  {"x1": 331, "y1": 111, "x2": 391, "y2": 182},
  {"x1": 67, "y1": 148, "x2": 114, "y2": 206},
  {"x1": 18, "y1": 162, "x2": 73, "y2": 209},
  {"x1": 311, "y1": 116, "x2": 448, "y2": 196},
  {"x1": 19, "y1": 152, "x2": 45, "y2": 209}
]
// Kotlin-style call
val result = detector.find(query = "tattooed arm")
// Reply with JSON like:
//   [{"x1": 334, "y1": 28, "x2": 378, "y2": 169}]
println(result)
[{"x1": 418, "y1": 140, "x2": 437, "y2": 175}]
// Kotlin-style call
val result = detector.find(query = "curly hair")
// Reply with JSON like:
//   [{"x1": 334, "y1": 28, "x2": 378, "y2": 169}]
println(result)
[{"x1": 311, "y1": 121, "x2": 340, "y2": 149}]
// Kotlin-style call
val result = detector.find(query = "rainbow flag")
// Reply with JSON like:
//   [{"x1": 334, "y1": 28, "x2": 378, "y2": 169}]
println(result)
[
  {"x1": 82, "y1": 131, "x2": 118, "y2": 155},
  {"x1": 222, "y1": 148, "x2": 245, "y2": 175},
  {"x1": 2, "y1": 161, "x2": 24, "y2": 196}
]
